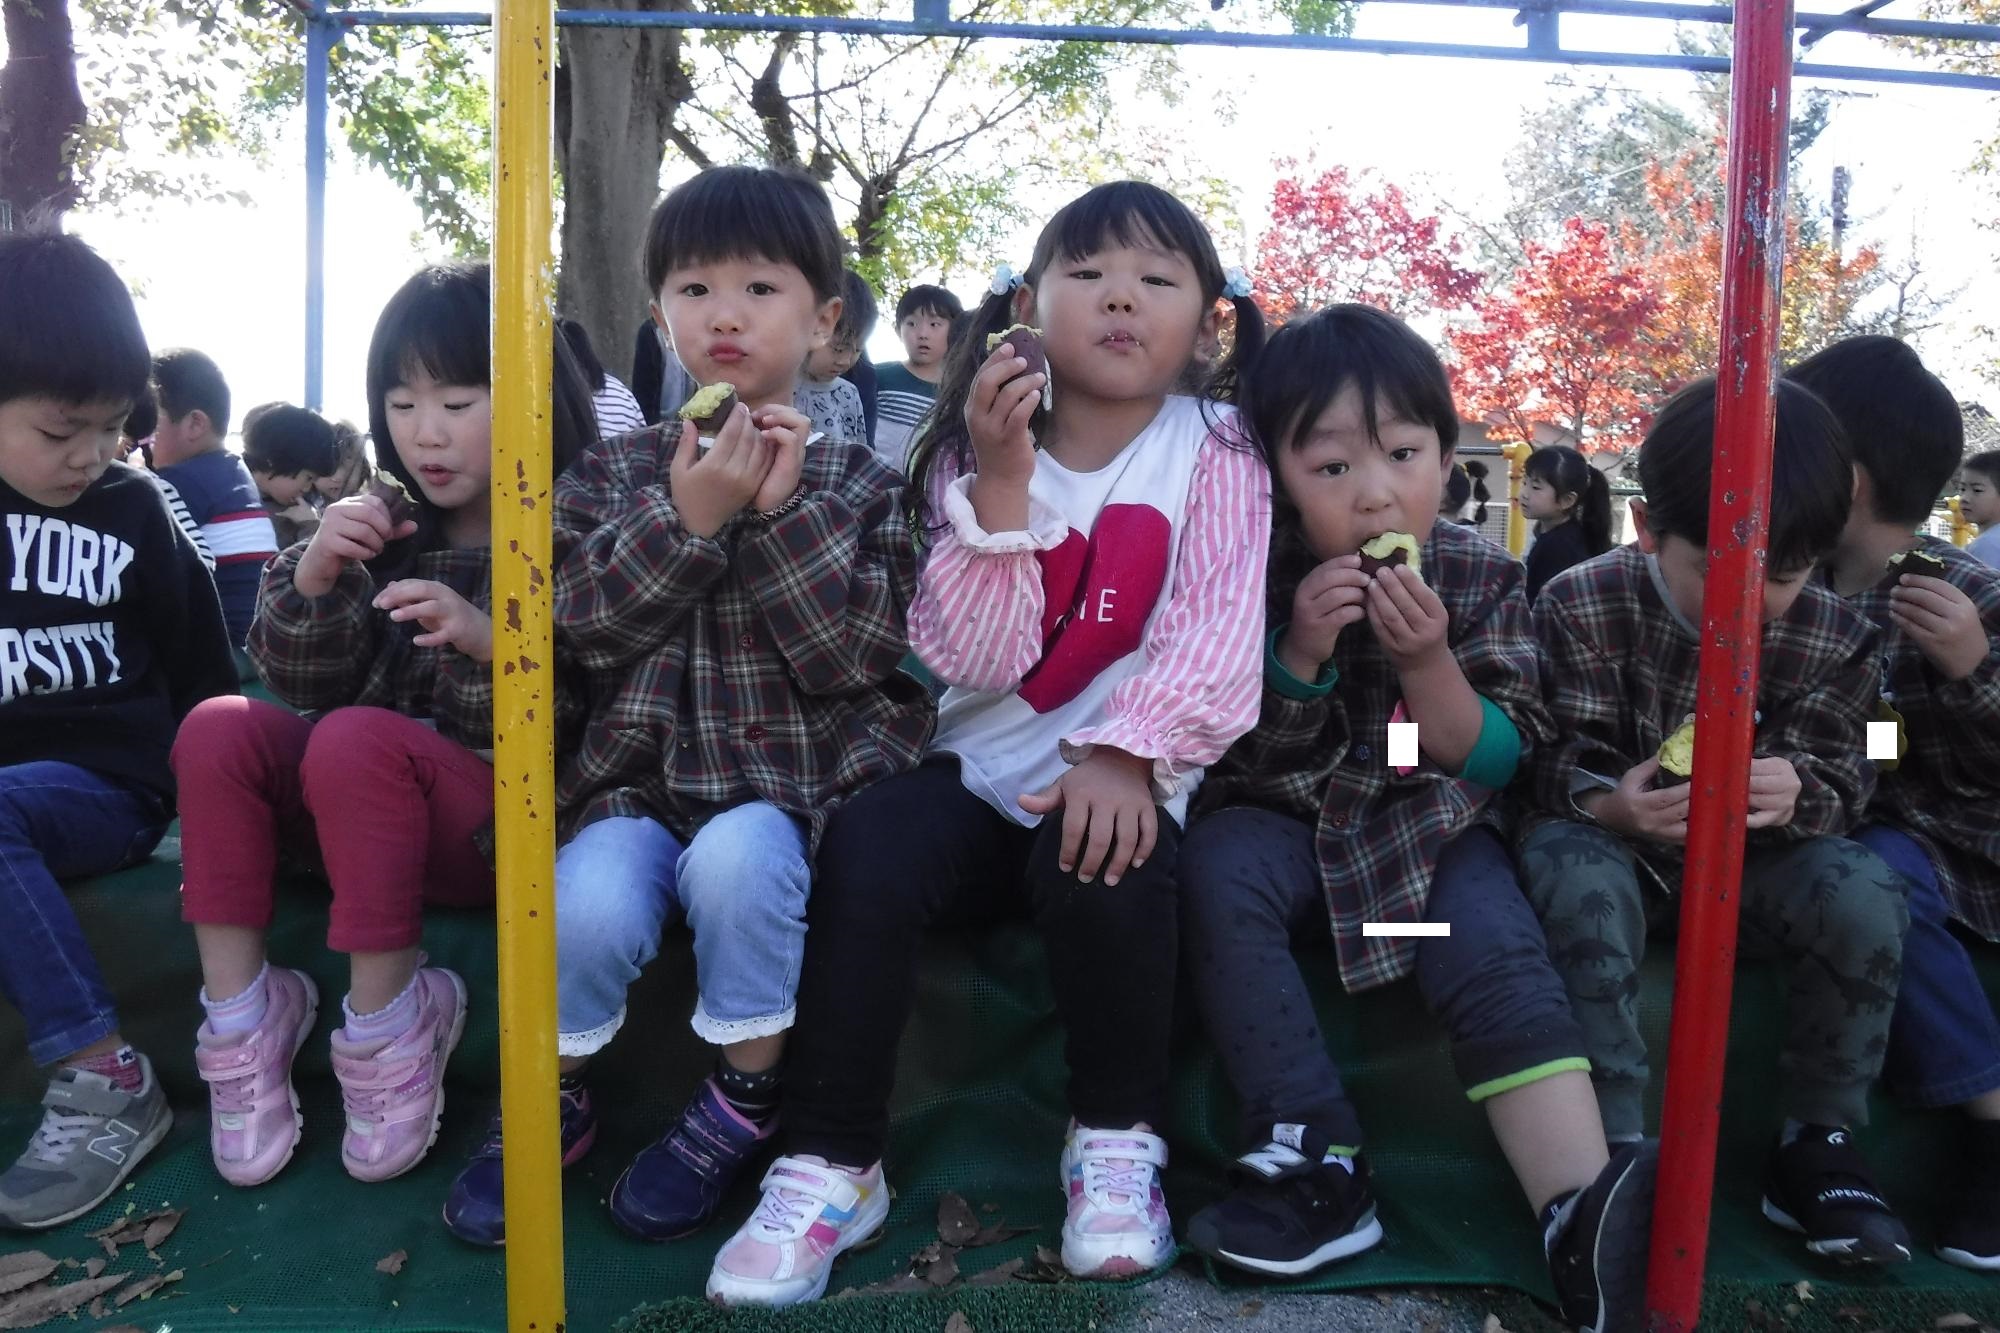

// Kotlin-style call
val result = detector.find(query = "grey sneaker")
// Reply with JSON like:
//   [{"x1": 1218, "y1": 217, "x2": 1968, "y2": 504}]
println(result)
[{"x1": 0, "y1": 1055, "x2": 173, "y2": 1230}]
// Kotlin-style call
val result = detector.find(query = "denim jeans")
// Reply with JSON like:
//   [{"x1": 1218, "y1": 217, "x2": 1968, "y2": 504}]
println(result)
[
  {"x1": 0, "y1": 762, "x2": 167, "y2": 1065},
  {"x1": 554, "y1": 802, "x2": 810, "y2": 1056},
  {"x1": 1856, "y1": 822, "x2": 2000, "y2": 1108}
]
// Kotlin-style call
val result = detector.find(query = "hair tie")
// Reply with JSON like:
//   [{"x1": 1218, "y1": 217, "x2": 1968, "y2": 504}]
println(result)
[
  {"x1": 990, "y1": 263, "x2": 1023, "y2": 296},
  {"x1": 1222, "y1": 266, "x2": 1254, "y2": 300}
]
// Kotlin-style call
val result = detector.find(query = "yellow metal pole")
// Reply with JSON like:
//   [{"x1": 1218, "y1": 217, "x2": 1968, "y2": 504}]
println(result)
[
  {"x1": 1949, "y1": 495, "x2": 1974, "y2": 547},
  {"x1": 491, "y1": 2, "x2": 564, "y2": 1330},
  {"x1": 1503, "y1": 440, "x2": 1533, "y2": 557}
]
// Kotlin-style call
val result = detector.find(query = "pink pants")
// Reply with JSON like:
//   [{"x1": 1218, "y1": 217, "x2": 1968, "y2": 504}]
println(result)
[{"x1": 172, "y1": 697, "x2": 495, "y2": 954}]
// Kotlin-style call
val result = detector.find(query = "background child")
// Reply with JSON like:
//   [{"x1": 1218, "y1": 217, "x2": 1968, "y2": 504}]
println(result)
[
  {"x1": 558, "y1": 318, "x2": 648, "y2": 438},
  {"x1": 1519, "y1": 444, "x2": 1614, "y2": 601},
  {"x1": 242, "y1": 402, "x2": 338, "y2": 548},
  {"x1": 0, "y1": 234, "x2": 236, "y2": 1229},
  {"x1": 315, "y1": 420, "x2": 373, "y2": 504},
  {"x1": 1516, "y1": 378, "x2": 1915, "y2": 1266},
  {"x1": 797, "y1": 267, "x2": 874, "y2": 455},
  {"x1": 151, "y1": 348, "x2": 277, "y2": 662},
  {"x1": 441, "y1": 166, "x2": 931, "y2": 1250},
  {"x1": 1962, "y1": 450, "x2": 2000, "y2": 567},
  {"x1": 1181, "y1": 305, "x2": 1651, "y2": 1333},
  {"x1": 172, "y1": 262, "x2": 595, "y2": 1191},
  {"x1": 1790, "y1": 336, "x2": 2000, "y2": 1268},
  {"x1": 706, "y1": 180, "x2": 1269, "y2": 1307},
  {"x1": 872, "y1": 282, "x2": 962, "y2": 469}
]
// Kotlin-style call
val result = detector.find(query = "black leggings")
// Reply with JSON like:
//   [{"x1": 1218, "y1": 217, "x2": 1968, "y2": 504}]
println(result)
[{"x1": 785, "y1": 758, "x2": 1183, "y2": 1167}]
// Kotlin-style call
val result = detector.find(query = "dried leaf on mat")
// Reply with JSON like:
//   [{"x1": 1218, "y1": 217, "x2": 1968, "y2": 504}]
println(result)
[
  {"x1": 87, "y1": 1206, "x2": 181, "y2": 1261},
  {"x1": 965, "y1": 1258, "x2": 1025, "y2": 1288},
  {"x1": 917, "y1": 1245, "x2": 960, "y2": 1288},
  {"x1": 88, "y1": 1298, "x2": 108, "y2": 1321},
  {"x1": 1935, "y1": 1317, "x2": 1983, "y2": 1331},
  {"x1": 114, "y1": 1274, "x2": 167, "y2": 1307},
  {"x1": 0, "y1": 1273, "x2": 129, "y2": 1329},
  {"x1": 142, "y1": 1209, "x2": 183, "y2": 1255},
  {"x1": 375, "y1": 1249, "x2": 409, "y2": 1275},
  {"x1": 936, "y1": 1193, "x2": 981, "y2": 1246},
  {"x1": 0, "y1": 1254, "x2": 56, "y2": 1297},
  {"x1": 1015, "y1": 1245, "x2": 1072, "y2": 1284},
  {"x1": 100, "y1": 1326, "x2": 147, "y2": 1333},
  {"x1": 945, "y1": 1314, "x2": 975, "y2": 1333},
  {"x1": 82, "y1": 1259, "x2": 105, "y2": 1280},
  {"x1": 968, "y1": 1222, "x2": 1035, "y2": 1248}
]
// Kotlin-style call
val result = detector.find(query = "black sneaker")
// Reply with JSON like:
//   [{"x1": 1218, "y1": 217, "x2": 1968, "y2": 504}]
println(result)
[
  {"x1": 1184, "y1": 1124, "x2": 1383, "y2": 1277},
  {"x1": 1546, "y1": 1139, "x2": 1658, "y2": 1333},
  {"x1": 1761, "y1": 1125, "x2": 1912, "y2": 1264},
  {"x1": 1936, "y1": 1118, "x2": 2000, "y2": 1271}
]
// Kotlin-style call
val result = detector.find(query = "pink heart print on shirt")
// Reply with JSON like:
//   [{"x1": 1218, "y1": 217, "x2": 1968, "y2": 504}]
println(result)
[{"x1": 1018, "y1": 503, "x2": 1171, "y2": 714}]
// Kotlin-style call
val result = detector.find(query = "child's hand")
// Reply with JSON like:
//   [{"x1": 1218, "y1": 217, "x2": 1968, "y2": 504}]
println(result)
[
  {"x1": 1580, "y1": 757, "x2": 1690, "y2": 844},
  {"x1": 965, "y1": 342, "x2": 1044, "y2": 488},
  {"x1": 294, "y1": 494, "x2": 416, "y2": 598},
  {"x1": 375, "y1": 579, "x2": 494, "y2": 663},
  {"x1": 1892, "y1": 575, "x2": 1989, "y2": 681},
  {"x1": 1277, "y1": 555, "x2": 1368, "y2": 682},
  {"x1": 669, "y1": 407, "x2": 773, "y2": 539},
  {"x1": 1745, "y1": 755, "x2": 1802, "y2": 830},
  {"x1": 750, "y1": 403, "x2": 812, "y2": 515},
  {"x1": 1018, "y1": 747, "x2": 1157, "y2": 887},
  {"x1": 1367, "y1": 564, "x2": 1451, "y2": 672}
]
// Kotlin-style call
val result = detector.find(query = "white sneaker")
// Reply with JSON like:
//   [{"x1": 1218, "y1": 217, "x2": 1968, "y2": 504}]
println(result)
[
  {"x1": 1060, "y1": 1123, "x2": 1175, "y2": 1278},
  {"x1": 706, "y1": 1154, "x2": 891, "y2": 1306}
]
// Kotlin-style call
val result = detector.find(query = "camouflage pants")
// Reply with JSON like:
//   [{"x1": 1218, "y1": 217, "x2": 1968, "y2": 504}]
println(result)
[{"x1": 1516, "y1": 821, "x2": 1910, "y2": 1139}]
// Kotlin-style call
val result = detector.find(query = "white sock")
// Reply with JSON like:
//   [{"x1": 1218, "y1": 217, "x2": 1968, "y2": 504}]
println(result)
[
  {"x1": 201, "y1": 964, "x2": 271, "y2": 1037},
  {"x1": 342, "y1": 973, "x2": 422, "y2": 1043}
]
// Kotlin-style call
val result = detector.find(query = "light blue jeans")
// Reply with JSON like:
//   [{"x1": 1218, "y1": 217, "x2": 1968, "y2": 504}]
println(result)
[{"x1": 554, "y1": 803, "x2": 810, "y2": 1057}]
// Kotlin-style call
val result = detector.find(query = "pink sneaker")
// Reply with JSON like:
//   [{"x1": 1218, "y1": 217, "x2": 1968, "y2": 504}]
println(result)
[
  {"x1": 1060, "y1": 1123, "x2": 1175, "y2": 1278},
  {"x1": 705, "y1": 1155, "x2": 891, "y2": 1306},
  {"x1": 329, "y1": 966, "x2": 467, "y2": 1183},
  {"x1": 195, "y1": 968, "x2": 319, "y2": 1188}
]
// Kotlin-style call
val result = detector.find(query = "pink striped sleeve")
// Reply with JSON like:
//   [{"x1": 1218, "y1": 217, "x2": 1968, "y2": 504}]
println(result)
[
  {"x1": 907, "y1": 449, "x2": 1072, "y2": 692},
  {"x1": 1062, "y1": 427, "x2": 1271, "y2": 799}
]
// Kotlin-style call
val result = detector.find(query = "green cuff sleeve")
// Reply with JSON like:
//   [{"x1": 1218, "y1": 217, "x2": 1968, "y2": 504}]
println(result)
[
  {"x1": 1265, "y1": 624, "x2": 1337, "y2": 700},
  {"x1": 1454, "y1": 695, "x2": 1522, "y2": 789}
]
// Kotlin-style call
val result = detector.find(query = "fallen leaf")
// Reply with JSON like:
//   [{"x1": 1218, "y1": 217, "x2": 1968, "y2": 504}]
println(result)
[
  {"x1": 81, "y1": 1259, "x2": 104, "y2": 1280},
  {"x1": 1794, "y1": 1281, "x2": 1814, "y2": 1302},
  {"x1": 854, "y1": 1273, "x2": 929, "y2": 1295},
  {"x1": 88, "y1": 1297, "x2": 108, "y2": 1320},
  {"x1": 937, "y1": 1192, "x2": 981, "y2": 1246},
  {"x1": 198, "y1": 1249, "x2": 236, "y2": 1269},
  {"x1": 142, "y1": 1210, "x2": 183, "y2": 1255},
  {"x1": 968, "y1": 1222, "x2": 1036, "y2": 1248},
  {"x1": 99, "y1": 1327, "x2": 146, "y2": 1333},
  {"x1": 375, "y1": 1249, "x2": 408, "y2": 1275},
  {"x1": 0, "y1": 1273, "x2": 129, "y2": 1329},
  {"x1": 114, "y1": 1274, "x2": 167, "y2": 1308},
  {"x1": 966, "y1": 1258, "x2": 1026, "y2": 1288},
  {"x1": 1241, "y1": 1298, "x2": 1266, "y2": 1318},
  {"x1": 945, "y1": 1314, "x2": 975, "y2": 1333},
  {"x1": 1937, "y1": 1318, "x2": 1981, "y2": 1331},
  {"x1": 918, "y1": 1245, "x2": 961, "y2": 1288},
  {"x1": 0, "y1": 1254, "x2": 56, "y2": 1297}
]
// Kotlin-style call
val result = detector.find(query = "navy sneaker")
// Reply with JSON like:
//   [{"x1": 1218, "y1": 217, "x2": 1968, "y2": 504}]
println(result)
[
  {"x1": 1546, "y1": 1139, "x2": 1658, "y2": 1333},
  {"x1": 609, "y1": 1077, "x2": 773, "y2": 1241},
  {"x1": 441, "y1": 1081, "x2": 598, "y2": 1246},
  {"x1": 1762, "y1": 1124, "x2": 1912, "y2": 1265}
]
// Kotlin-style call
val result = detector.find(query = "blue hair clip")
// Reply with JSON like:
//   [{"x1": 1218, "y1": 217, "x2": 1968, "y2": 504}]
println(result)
[
  {"x1": 1223, "y1": 266, "x2": 1254, "y2": 300},
  {"x1": 990, "y1": 263, "x2": 1023, "y2": 296}
]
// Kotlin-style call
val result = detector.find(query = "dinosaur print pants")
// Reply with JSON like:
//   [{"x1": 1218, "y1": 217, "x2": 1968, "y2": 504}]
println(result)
[{"x1": 1516, "y1": 822, "x2": 1910, "y2": 1140}]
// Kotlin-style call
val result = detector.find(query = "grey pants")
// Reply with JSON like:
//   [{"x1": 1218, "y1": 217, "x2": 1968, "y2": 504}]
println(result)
[
  {"x1": 1181, "y1": 808, "x2": 1589, "y2": 1150},
  {"x1": 1516, "y1": 821, "x2": 1910, "y2": 1139}
]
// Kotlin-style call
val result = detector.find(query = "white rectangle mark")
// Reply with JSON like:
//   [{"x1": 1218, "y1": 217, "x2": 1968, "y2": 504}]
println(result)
[
  {"x1": 1387, "y1": 721, "x2": 1420, "y2": 769},
  {"x1": 1362, "y1": 922, "x2": 1452, "y2": 937},
  {"x1": 1866, "y1": 720, "x2": 1899, "y2": 762}
]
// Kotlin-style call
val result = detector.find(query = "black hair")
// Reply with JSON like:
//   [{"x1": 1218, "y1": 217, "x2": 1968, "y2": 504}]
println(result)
[
  {"x1": 834, "y1": 269, "x2": 878, "y2": 347},
  {"x1": 1523, "y1": 443, "x2": 1613, "y2": 556},
  {"x1": 122, "y1": 387, "x2": 158, "y2": 443},
  {"x1": 152, "y1": 347, "x2": 232, "y2": 435},
  {"x1": 1966, "y1": 449, "x2": 2000, "y2": 488},
  {"x1": 1637, "y1": 377, "x2": 1851, "y2": 574},
  {"x1": 905, "y1": 180, "x2": 1265, "y2": 532},
  {"x1": 1444, "y1": 462, "x2": 1471, "y2": 511},
  {"x1": 365, "y1": 261, "x2": 598, "y2": 567},
  {"x1": 1784, "y1": 335, "x2": 1963, "y2": 527},
  {"x1": 896, "y1": 284, "x2": 963, "y2": 325},
  {"x1": 641, "y1": 165, "x2": 844, "y2": 303},
  {"x1": 243, "y1": 403, "x2": 339, "y2": 478},
  {"x1": 1462, "y1": 458, "x2": 1491, "y2": 525},
  {"x1": 0, "y1": 234, "x2": 151, "y2": 412},
  {"x1": 558, "y1": 318, "x2": 609, "y2": 393}
]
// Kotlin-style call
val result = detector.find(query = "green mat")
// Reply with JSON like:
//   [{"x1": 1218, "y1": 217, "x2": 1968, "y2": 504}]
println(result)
[{"x1": 5, "y1": 837, "x2": 2000, "y2": 1332}]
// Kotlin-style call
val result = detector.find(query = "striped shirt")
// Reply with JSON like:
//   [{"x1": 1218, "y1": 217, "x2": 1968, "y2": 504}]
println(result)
[
  {"x1": 593, "y1": 376, "x2": 647, "y2": 439},
  {"x1": 872, "y1": 361, "x2": 938, "y2": 474},
  {"x1": 159, "y1": 450, "x2": 278, "y2": 648}
]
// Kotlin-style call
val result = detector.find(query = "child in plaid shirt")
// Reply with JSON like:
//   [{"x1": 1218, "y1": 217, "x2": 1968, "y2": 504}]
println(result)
[
  {"x1": 174, "y1": 262, "x2": 596, "y2": 1191},
  {"x1": 441, "y1": 167, "x2": 931, "y2": 1249},
  {"x1": 1180, "y1": 305, "x2": 1651, "y2": 1333},
  {"x1": 1790, "y1": 336, "x2": 2000, "y2": 1268},
  {"x1": 1517, "y1": 378, "x2": 1915, "y2": 1267}
]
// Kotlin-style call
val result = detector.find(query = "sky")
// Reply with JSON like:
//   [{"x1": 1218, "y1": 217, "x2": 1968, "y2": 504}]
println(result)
[{"x1": 41, "y1": 2, "x2": 2000, "y2": 430}]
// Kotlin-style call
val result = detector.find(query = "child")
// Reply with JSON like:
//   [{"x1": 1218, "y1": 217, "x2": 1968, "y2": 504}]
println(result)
[
  {"x1": 315, "y1": 420, "x2": 373, "y2": 504},
  {"x1": 798, "y1": 268, "x2": 874, "y2": 457},
  {"x1": 0, "y1": 235, "x2": 236, "y2": 1228},
  {"x1": 1516, "y1": 378, "x2": 1915, "y2": 1265},
  {"x1": 440, "y1": 165, "x2": 931, "y2": 1247},
  {"x1": 1789, "y1": 336, "x2": 2000, "y2": 1268},
  {"x1": 558, "y1": 318, "x2": 648, "y2": 438},
  {"x1": 171, "y1": 262, "x2": 595, "y2": 1189},
  {"x1": 1440, "y1": 459, "x2": 1490, "y2": 527},
  {"x1": 242, "y1": 402, "x2": 338, "y2": 548},
  {"x1": 706, "y1": 180, "x2": 1270, "y2": 1306},
  {"x1": 1963, "y1": 450, "x2": 2000, "y2": 567},
  {"x1": 151, "y1": 348, "x2": 278, "y2": 657},
  {"x1": 872, "y1": 282, "x2": 962, "y2": 470},
  {"x1": 1180, "y1": 305, "x2": 1652, "y2": 1333},
  {"x1": 1520, "y1": 444, "x2": 1614, "y2": 601}
]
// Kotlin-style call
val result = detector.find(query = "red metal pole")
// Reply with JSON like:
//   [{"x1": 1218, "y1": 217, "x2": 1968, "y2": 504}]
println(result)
[{"x1": 1643, "y1": 0, "x2": 1794, "y2": 1327}]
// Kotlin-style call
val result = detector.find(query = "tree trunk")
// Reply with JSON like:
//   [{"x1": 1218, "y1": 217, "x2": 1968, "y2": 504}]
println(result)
[
  {"x1": 554, "y1": 0, "x2": 695, "y2": 382},
  {"x1": 0, "y1": 0, "x2": 87, "y2": 232}
]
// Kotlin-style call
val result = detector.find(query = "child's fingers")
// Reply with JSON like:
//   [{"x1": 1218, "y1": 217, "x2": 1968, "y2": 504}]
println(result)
[
  {"x1": 411, "y1": 628, "x2": 454, "y2": 649},
  {"x1": 388, "y1": 599, "x2": 446, "y2": 625},
  {"x1": 1074, "y1": 801, "x2": 1116, "y2": 885},
  {"x1": 1058, "y1": 798, "x2": 1090, "y2": 877},
  {"x1": 1131, "y1": 803, "x2": 1158, "y2": 872},
  {"x1": 1100, "y1": 806, "x2": 1139, "y2": 887},
  {"x1": 669, "y1": 420, "x2": 701, "y2": 474}
]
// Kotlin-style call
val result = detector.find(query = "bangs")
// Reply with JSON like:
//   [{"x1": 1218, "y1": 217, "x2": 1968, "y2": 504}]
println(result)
[
  {"x1": 1031, "y1": 181, "x2": 1222, "y2": 291},
  {"x1": 368, "y1": 263, "x2": 491, "y2": 397},
  {"x1": 643, "y1": 166, "x2": 843, "y2": 301},
  {"x1": 1249, "y1": 304, "x2": 1458, "y2": 456}
]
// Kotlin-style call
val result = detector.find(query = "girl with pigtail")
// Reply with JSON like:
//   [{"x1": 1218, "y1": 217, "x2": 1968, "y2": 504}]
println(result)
[{"x1": 1519, "y1": 444, "x2": 1615, "y2": 601}]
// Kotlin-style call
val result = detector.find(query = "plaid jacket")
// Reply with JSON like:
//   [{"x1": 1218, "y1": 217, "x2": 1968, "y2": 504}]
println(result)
[
  {"x1": 1841, "y1": 536, "x2": 2000, "y2": 938},
  {"x1": 249, "y1": 543, "x2": 498, "y2": 751},
  {"x1": 1197, "y1": 522, "x2": 1555, "y2": 992},
  {"x1": 1520, "y1": 545, "x2": 1879, "y2": 877},
  {"x1": 553, "y1": 427, "x2": 932, "y2": 847}
]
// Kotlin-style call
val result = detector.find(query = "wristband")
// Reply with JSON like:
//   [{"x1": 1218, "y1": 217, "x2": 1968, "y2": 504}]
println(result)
[{"x1": 755, "y1": 484, "x2": 809, "y2": 522}]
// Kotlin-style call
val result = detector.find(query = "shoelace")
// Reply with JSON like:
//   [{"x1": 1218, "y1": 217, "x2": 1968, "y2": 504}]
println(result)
[
  {"x1": 28, "y1": 1110, "x2": 95, "y2": 1166},
  {"x1": 1080, "y1": 1143, "x2": 1152, "y2": 1210},
  {"x1": 747, "y1": 1174, "x2": 816, "y2": 1239},
  {"x1": 208, "y1": 1069, "x2": 256, "y2": 1117}
]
